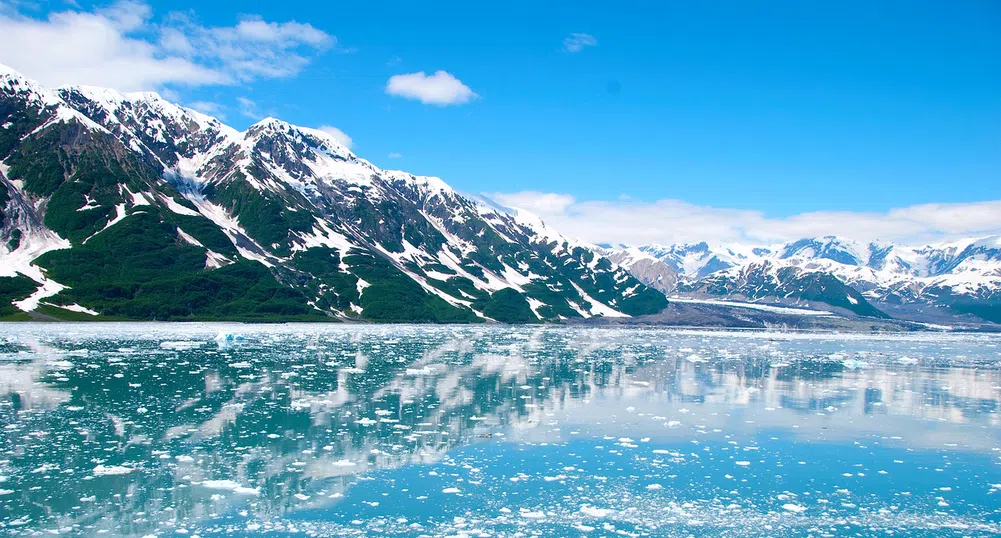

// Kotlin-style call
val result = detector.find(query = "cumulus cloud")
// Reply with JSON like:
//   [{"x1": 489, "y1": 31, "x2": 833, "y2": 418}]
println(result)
[
  {"x1": 385, "y1": 70, "x2": 477, "y2": 106},
  {"x1": 563, "y1": 33, "x2": 597, "y2": 52},
  {"x1": 0, "y1": 1, "x2": 334, "y2": 91},
  {"x1": 492, "y1": 191, "x2": 576, "y2": 216},
  {"x1": 487, "y1": 191, "x2": 1001, "y2": 246},
  {"x1": 316, "y1": 125, "x2": 353, "y2": 148}
]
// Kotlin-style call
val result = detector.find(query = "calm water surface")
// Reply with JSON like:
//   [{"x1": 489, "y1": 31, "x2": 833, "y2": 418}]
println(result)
[{"x1": 1, "y1": 324, "x2": 999, "y2": 537}]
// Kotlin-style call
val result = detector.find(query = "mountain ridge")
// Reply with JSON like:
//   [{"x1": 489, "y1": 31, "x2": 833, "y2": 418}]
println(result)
[
  {"x1": 0, "y1": 64, "x2": 667, "y2": 323},
  {"x1": 605, "y1": 234, "x2": 1001, "y2": 325}
]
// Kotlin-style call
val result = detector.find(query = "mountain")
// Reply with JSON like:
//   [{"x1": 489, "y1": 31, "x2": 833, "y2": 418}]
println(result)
[
  {"x1": 608, "y1": 235, "x2": 1001, "y2": 324},
  {"x1": 0, "y1": 65, "x2": 668, "y2": 322},
  {"x1": 601, "y1": 246, "x2": 679, "y2": 292}
]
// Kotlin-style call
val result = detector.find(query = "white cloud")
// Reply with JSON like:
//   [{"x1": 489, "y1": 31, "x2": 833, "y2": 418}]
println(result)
[
  {"x1": 317, "y1": 125, "x2": 353, "y2": 148},
  {"x1": 493, "y1": 191, "x2": 576, "y2": 216},
  {"x1": 385, "y1": 70, "x2": 477, "y2": 106},
  {"x1": 387, "y1": 152, "x2": 403, "y2": 159},
  {"x1": 236, "y1": 96, "x2": 260, "y2": 119},
  {"x1": 487, "y1": 191, "x2": 1001, "y2": 246},
  {"x1": 0, "y1": 1, "x2": 333, "y2": 91},
  {"x1": 563, "y1": 33, "x2": 597, "y2": 53},
  {"x1": 186, "y1": 100, "x2": 225, "y2": 118},
  {"x1": 159, "y1": 13, "x2": 334, "y2": 82}
]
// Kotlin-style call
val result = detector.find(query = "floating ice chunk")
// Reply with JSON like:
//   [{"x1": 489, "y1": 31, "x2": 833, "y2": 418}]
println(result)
[
  {"x1": 214, "y1": 332, "x2": 243, "y2": 344},
  {"x1": 93, "y1": 464, "x2": 135, "y2": 476},
  {"x1": 229, "y1": 361, "x2": 252, "y2": 368},
  {"x1": 842, "y1": 359, "x2": 867, "y2": 370},
  {"x1": 160, "y1": 341, "x2": 202, "y2": 350},
  {"x1": 735, "y1": 461, "x2": 751, "y2": 466},
  {"x1": 646, "y1": 484, "x2": 664, "y2": 490},
  {"x1": 442, "y1": 487, "x2": 461, "y2": 494},
  {"x1": 199, "y1": 480, "x2": 260, "y2": 496},
  {"x1": 580, "y1": 505, "x2": 611, "y2": 518},
  {"x1": 333, "y1": 460, "x2": 356, "y2": 467}
]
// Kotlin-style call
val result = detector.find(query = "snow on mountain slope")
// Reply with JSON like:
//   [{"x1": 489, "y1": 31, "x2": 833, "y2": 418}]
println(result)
[
  {"x1": 629, "y1": 242, "x2": 769, "y2": 280},
  {"x1": 0, "y1": 167, "x2": 69, "y2": 305},
  {"x1": 0, "y1": 64, "x2": 666, "y2": 322},
  {"x1": 600, "y1": 246, "x2": 679, "y2": 292},
  {"x1": 609, "y1": 234, "x2": 1001, "y2": 323}
]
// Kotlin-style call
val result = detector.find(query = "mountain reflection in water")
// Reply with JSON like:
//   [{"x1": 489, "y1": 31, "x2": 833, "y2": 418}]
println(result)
[{"x1": 1, "y1": 324, "x2": 999, "y2": 536}]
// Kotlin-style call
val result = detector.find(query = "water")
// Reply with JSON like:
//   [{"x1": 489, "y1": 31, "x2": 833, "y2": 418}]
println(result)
[{"x1": 1, "y1": 324, "x2": 999, "y2": 537}]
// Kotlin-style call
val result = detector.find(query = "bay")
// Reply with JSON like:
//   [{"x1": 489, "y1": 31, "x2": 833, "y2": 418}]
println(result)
[{"x1": 1, "y1": 324, "x2": 999, "y2": 536}]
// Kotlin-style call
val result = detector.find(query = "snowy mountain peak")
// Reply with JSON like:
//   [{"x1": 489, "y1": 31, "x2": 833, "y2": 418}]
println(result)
[
  {"x1": 247, "y1": 116, "x2": 293, "y2": 133},
  {"x1": 779, "y1": 236, "x2": 866, "y2": 266},
  {"x1": 0, "y1": 63, "x2": 21, "y2": 78},
  {"x1": 380, "y1": 170, "x2": 455, "y2": 199},
  {"x1": 0, "y1": 63, "x2": 66, "y2": 110},
  {"x1": 246, "y1": 118, "x2": 355, "y2": 160}
]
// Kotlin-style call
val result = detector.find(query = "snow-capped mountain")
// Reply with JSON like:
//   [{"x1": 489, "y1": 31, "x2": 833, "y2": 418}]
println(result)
[
  {"x1": 608, "y1": 235, "x2": 1001, "y2": 324},
  {"x1": 0, "y1": 64, "x2": 667, "y2": 322}
]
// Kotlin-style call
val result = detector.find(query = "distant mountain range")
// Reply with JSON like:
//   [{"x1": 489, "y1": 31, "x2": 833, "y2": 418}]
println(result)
[
  {"x1": 604, "y1": 235, "x2": 1001, "y2": 325},
  {"x1": 0, "y1": 64, "x2": 666, "y2": 322}
]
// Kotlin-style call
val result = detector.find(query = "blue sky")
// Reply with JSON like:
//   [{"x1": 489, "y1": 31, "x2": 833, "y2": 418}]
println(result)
[{"x1": 2, "y1": 0, "x2": 1000, "y2": 244}]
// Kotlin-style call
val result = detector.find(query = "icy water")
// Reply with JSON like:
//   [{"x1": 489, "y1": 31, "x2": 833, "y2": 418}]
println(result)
[{"x1": 1, "y1": 325, "x2": 1000, "y2": 537}]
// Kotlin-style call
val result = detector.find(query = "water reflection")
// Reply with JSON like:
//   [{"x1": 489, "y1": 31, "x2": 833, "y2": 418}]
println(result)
[{"x1": 0, "y1": 325, "x2": 999, "y2": 536}]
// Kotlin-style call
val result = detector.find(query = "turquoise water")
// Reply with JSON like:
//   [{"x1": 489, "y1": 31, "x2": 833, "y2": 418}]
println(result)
[{"x1": 0, "y1": 324, "x2": 999, "y2": 537}]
